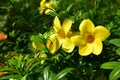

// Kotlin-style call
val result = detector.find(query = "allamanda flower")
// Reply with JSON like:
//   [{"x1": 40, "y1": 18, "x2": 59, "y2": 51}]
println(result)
[
  {"x1": 72, "y1": 19, "x2": 110, "y2": 56},
  {"x1": 32, "y1": 41, "x2": 46, "y2": 64},
  {"x1": 48, "y1": 16, "x2": 75, "y2": 53},
  {"x1": 46, "y1": 34, "x2": 60, "y2": 54},
  {"x1": 39, "y1": 0, "x2": 55, "y2": 15}
]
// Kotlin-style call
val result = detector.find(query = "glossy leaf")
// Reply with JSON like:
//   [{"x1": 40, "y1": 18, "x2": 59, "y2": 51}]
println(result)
[
  {"x1": 101, "y1": 61, "x2": 120, "y2": 69},
  {"x1": 44, "y1": 66, "x2": 50, "y2": 80},
  {"x1": 53, "y1": 68, "x2": 74, "y2": 80},
  {"x1": 109, "y1": 65, "x2": 120, "y2": 80},
  {"x1": 116, "y1": 48, "x2": 120, "y2": 55},
  {"x1": 109, "y1": 39, "x2": 120, "y2": 47}
]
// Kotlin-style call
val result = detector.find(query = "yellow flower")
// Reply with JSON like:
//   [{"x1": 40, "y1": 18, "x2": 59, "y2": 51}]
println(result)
[
  {"x1": 32, "y1": 41, "x2": 45, "y2": 50},
  {"x1": 32, "y1": 41, "x2": 46, "y2": 64},
  {"x1": 39, "y1": 0, "x2": 55, "y2": 15},
  {"x1": 72, "y1": 19, "x2": 110, "y2": 56},
  {"x1": 51, "y1": 16, "x2": 75, "y2": 53},
  {"x1": 46, "y1": 34, "x2": 60, "y2": 54}
]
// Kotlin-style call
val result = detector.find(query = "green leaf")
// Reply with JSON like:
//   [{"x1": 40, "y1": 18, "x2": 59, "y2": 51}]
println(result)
[
  {"x1": 21, "y1": 74, "x2": 28, "y2": 80},
  {"x1": 1, "y1": 75, "x2": 22, "y2": 80},
  {"x1": 109, "y1": 65, "x2": 120, "y2": 80},
  {"x1": 101, "y1": 61, "x2": 120, "y2": 69},
  {"x1": 44, "y1": 66, "x2": 50, "y2": 80},
  {"x1": 116, "y1": 48, "x2": 120, "y2": 55},
  {"x1": 109, "y1": 39, "x2": 120, "y2": 47},
  {"x1": 30, "y1": 34, "x2": 44, "y2": 43},
  {"x1": 66, "y1": 4, "x2": 73, "y2": 13},
  {"x1": 53, "y1": 68, "x2": 74, "y2": 80},
  {"x1": 116, "y1": 10, "x2": 120, "y2": 16},
  {"x1": 29, "y1": 61, "x2": 40, "y2": 71},
  {"x1": 0, "y1": 67, "x2": 15, "y2": 72}
]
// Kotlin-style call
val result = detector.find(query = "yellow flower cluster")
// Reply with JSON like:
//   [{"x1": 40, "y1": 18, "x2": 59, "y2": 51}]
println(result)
[
  {"x1": 46, "y1": 16, "x2": 110, "y2": 56},
  {"x1": 39, "y1": 0, "x2": 56, "y2": 15}
]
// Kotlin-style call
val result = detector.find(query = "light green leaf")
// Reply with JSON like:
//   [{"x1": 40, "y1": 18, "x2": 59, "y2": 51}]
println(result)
[
  {"x1": 66, "y1": 4, "x2": 73, "y2": 13},
  {"x1": 101, "y1": 61, "x2": 120, "y2": 69},
  {"x1": 21, "y1": 74, "x2": 28, "y2": 80},
  {"x1": 116, "y1": 48, "x2": 120, "y2": 55},
  {"x1": 109, "y1": 39, "x2": 120, "y2": 47},
  {"x1": 109, "y1": 65, "x2": 120, "y2": 80},
  {"x1": 53, "y1": 68, "x2": 74, "y2": 80},
  {"x1": 30, "y1": 34, "x2": 44, "y2": 43},
  {"x1": 44, "y1": 66, "x2": 50, "y2": 80},
  {"x1": 0, "y1": 67, "x2": 15, "y2": 72}
]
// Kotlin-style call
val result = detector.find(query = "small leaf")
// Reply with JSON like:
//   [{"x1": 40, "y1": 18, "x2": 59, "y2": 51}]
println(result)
[
  {"x1": 116, "y1": 48, "x2": 120, "y2": 55},
  {"x1": 66, "y1": 4, "x2": 73, "y2": 13},
  {"x1": 109, "y1": 39, "x2": 120, "y2": 47},
  {"x1": 21, "y1": 74, "x2": 28, "y2": 80},
  {"x1": 53, "y1": 68, "x2": 74, "y2": 80},
  {"x1": 101, "y1": 61, "x2": 120, "y2": 69},
  {"x1": 109, "y1": 65, "x2": 120, "y2": 80}
]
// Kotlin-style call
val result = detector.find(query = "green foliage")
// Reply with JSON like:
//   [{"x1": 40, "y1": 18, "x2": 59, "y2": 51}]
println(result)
[
  {"x1": 109, "y1": 39, "x2": 120, "y2": 47},
  {"x1": 0, "y1": 0, "x2": 120, "y2": 80},
  {"x1": 101, "y1": 62, "x2": 120, "y2": 80}
]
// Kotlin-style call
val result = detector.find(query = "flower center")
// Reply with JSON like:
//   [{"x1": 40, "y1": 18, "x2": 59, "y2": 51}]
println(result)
[
  {"x1": 59, "y1": 30, "x2": 65, "y2": 39},
  {"x1": 67, "y1": 31, "x2": 73, "y2": 37},
  {"x1": 47, "y1": 40, "x2": 54, "y2": 51},
  {"x1": 85, "y1": 34, "x2": 95, "y2": 43}
]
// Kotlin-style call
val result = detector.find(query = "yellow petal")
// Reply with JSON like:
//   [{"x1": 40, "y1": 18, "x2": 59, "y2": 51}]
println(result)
[
  {"x1": 94, "y1": 26, "x2": 110, "y2": 41},
  {"x1": 53, "y1": 16, "x2": 62, "y2": 32},
  {"x1": 62, "y1": 19, "x2": 72, "y2": 35},
  {"x1": 70, "y1": 34, "x2": 85, "y2": 46},
  {"x1": 62, "y1": 38, "x2": 75, "y2": 53},
  {"x1": 46, "y1": 34, "x2": 60, "y2": 54},
  {"x1": 45, "y1": 9, "x2": 54, "y2": 15},
  {"x1": 79, "y1": 44, "x2": 93, "y2": 56},
  {"x1": 92, "y1": 39, "x2": 103, "y2": 55},
  {"x1": 55, "y1": 33, "x2": 65, "y2": 46},
  {"x1": 39, "y1": 10, "x2": 44, "y2": 14},
  {"x1": 46, "y1": 0, "x2": 53, "y2": 9},
  {"x1": 40, "y1": 0, "x2": 46, "y2": 8},
  {"x1": 79, "y1": 19, "x2": 95, "y2": 34},
  {"x1": 32, "y1": 42, "x2": 45, "y2": 50}
]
